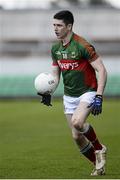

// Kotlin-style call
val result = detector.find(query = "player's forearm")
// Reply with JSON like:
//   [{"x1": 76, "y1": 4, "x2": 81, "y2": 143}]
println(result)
[
  {"x1": 51, "y1": 65, "x2": 61, "y2": 86},
  {"x1": 96, "y1": 67, "x2": 107, "y2": 96}
]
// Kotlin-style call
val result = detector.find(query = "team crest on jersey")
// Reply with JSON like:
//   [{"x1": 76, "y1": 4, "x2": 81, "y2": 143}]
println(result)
[
  {"x1": 55, "y1": 51, "x2": 61, "y2": 55},
  {"x1": 71, "y1": 52, "x2": 76, "y2": 58},
  {"x1": 56, "y1": 50, "x2": 78, "y2": 60},
  {"x1": 55, "y1": 51, "x2": 68, "y2": 59}
]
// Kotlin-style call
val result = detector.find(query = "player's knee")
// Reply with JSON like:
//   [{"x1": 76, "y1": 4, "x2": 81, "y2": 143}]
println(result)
[
  {"x1": 72, "y1": 118, "x2": 84, "y2": 130},
  {"x1": 79, "y1": 123, "x2": 90, "y2": 134}
]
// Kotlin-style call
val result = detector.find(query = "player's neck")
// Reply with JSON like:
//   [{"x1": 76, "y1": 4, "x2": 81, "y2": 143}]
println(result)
[{"x1": 62, "y1": 31, "x2": 73, "y2": 46}]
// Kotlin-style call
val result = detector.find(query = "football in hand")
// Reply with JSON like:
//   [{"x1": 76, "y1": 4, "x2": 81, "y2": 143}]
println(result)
[{"x1": 34, "y1": 73, "x2": 57, "y2": 94}]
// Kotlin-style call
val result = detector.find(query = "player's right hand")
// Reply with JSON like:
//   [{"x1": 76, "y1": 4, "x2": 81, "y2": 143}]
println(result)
[{"x1": 37, "y1": 93, "x2": 52, "y2": 106}]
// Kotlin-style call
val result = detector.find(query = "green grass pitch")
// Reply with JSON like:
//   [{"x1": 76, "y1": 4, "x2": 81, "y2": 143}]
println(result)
[{"x1": 0, "y1": 99, "x2": 120, "y2": 179}]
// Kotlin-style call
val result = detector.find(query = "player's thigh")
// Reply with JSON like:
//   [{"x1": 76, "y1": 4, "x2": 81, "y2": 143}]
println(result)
[{"x1": 71, "y1": 101, "x2": 91, "y2": 129}]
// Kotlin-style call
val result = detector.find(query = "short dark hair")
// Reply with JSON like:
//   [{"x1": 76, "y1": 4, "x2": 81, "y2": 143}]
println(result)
[{"x1": 53, "y1": 10, "x2": 74, "y2": 26}]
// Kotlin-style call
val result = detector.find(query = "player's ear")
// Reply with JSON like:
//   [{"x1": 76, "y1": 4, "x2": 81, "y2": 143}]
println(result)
[{"x1": 67, "y1": 24, "x2": 72, "y2": 31}]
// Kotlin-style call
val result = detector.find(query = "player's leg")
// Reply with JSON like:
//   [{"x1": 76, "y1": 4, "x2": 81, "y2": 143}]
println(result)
[
  {"x1": 79, "y1": 91, "x2": 107, "y2": 172},
  {"x1": 78, "y1": 92, "x2": 106, "y2": 151},
  {"x1": 71, "y1": 101, "x2": 90, "y2": 131},
  {"x1": 70, "y1": 95, "x2": 106, "y2": 175},
  {"x1": 66, "y1": 114, "x2": 96, "y2": 165},
  {"x1": 63, "y1": 93, "x2": 106, "y2": 175},
  {"x1": 80, "y1": 123, "x2": 102, "y2": 150},
  {"x1": 80, "y1": 122, "x2": 107, "y2": 172}
]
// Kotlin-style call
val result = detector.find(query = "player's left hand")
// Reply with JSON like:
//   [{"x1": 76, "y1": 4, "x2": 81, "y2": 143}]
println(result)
[
  {"x1": 87, "y1": 95, "x2": 103, "y2": 116},
  {"x1": 37, "y1": 93, "x2": 52, "y2": 106}
]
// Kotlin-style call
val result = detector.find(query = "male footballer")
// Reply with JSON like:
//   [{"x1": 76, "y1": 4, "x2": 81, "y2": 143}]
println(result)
[{"x1": 39, "y1": 10, "x2": 107, "y2": 176}]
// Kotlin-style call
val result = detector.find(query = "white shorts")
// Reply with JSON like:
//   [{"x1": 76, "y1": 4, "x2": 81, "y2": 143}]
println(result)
[{"x1": 63, "y1": 91, "x2": 96, "y2": 114}]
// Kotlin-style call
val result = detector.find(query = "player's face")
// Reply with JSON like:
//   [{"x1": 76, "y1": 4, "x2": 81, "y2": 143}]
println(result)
[{"x1": 53, "y1": 19, "x2": 71, "y2": 40}]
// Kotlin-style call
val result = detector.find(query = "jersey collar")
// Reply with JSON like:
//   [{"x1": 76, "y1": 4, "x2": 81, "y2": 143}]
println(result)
[{"x1": 61, "y1": 32, "x2": 74, "y2": 48}]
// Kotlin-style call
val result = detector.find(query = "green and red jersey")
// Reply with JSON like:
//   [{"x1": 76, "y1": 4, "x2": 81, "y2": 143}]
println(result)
[{"x1": 51, "y1": 33, "x2": 99, "y2": 97}]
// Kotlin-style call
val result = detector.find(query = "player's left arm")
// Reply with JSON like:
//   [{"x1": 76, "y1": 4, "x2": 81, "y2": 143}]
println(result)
[
  {"x1": 82, "y1": 41, "x2": 107, "y2": 92},
  {"x1": 90, "y1": 56, "x2": 107, "y2": 96},
  {"x1": 88, "y1": 57, "x2": 107, "y2": 115},
  {"x1": 83, "y1": 43, "x2": 107, "y2": 95}
]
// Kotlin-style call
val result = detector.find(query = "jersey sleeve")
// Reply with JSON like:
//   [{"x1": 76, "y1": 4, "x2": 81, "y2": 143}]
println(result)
[{"x1": 81, "y1": 40, "x2": 99, "y2": 62}]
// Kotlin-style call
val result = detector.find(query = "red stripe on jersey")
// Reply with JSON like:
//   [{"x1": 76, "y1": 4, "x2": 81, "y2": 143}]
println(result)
[
  {"x1": 58, "y1": 59, "x2": 79, "y2": 63},
  {"x1": 52, "y1": 62, "x2": 58, "y2": 66}
]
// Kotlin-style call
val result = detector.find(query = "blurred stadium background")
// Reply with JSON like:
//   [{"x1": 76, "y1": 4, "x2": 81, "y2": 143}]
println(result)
[{"x1": 0, "y1": 0, "x2": 120, "y2": 98}]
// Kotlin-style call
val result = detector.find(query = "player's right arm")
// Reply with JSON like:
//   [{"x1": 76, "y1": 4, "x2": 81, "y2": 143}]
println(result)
[
  {"x1": 37, "y1": 64, "x2": 60, "y2": 107},
  {"x1": 52, "y1": 65, "x2": 61, "y2": 86},
  {"x1": 51, "y1": 45, "x2": 61, "y2": 87}
]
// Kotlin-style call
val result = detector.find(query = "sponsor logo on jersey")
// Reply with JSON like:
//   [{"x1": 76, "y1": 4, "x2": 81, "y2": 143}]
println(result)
[
  {"x1": 56, "y1": 50, "x2": 77, "y2": 59},
  {"x1": 56, "y1": 51, "x2": 68, "y2": 59},
  {"x1": 58, "y1": 60, "x2": 79, "y2": 70}
]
